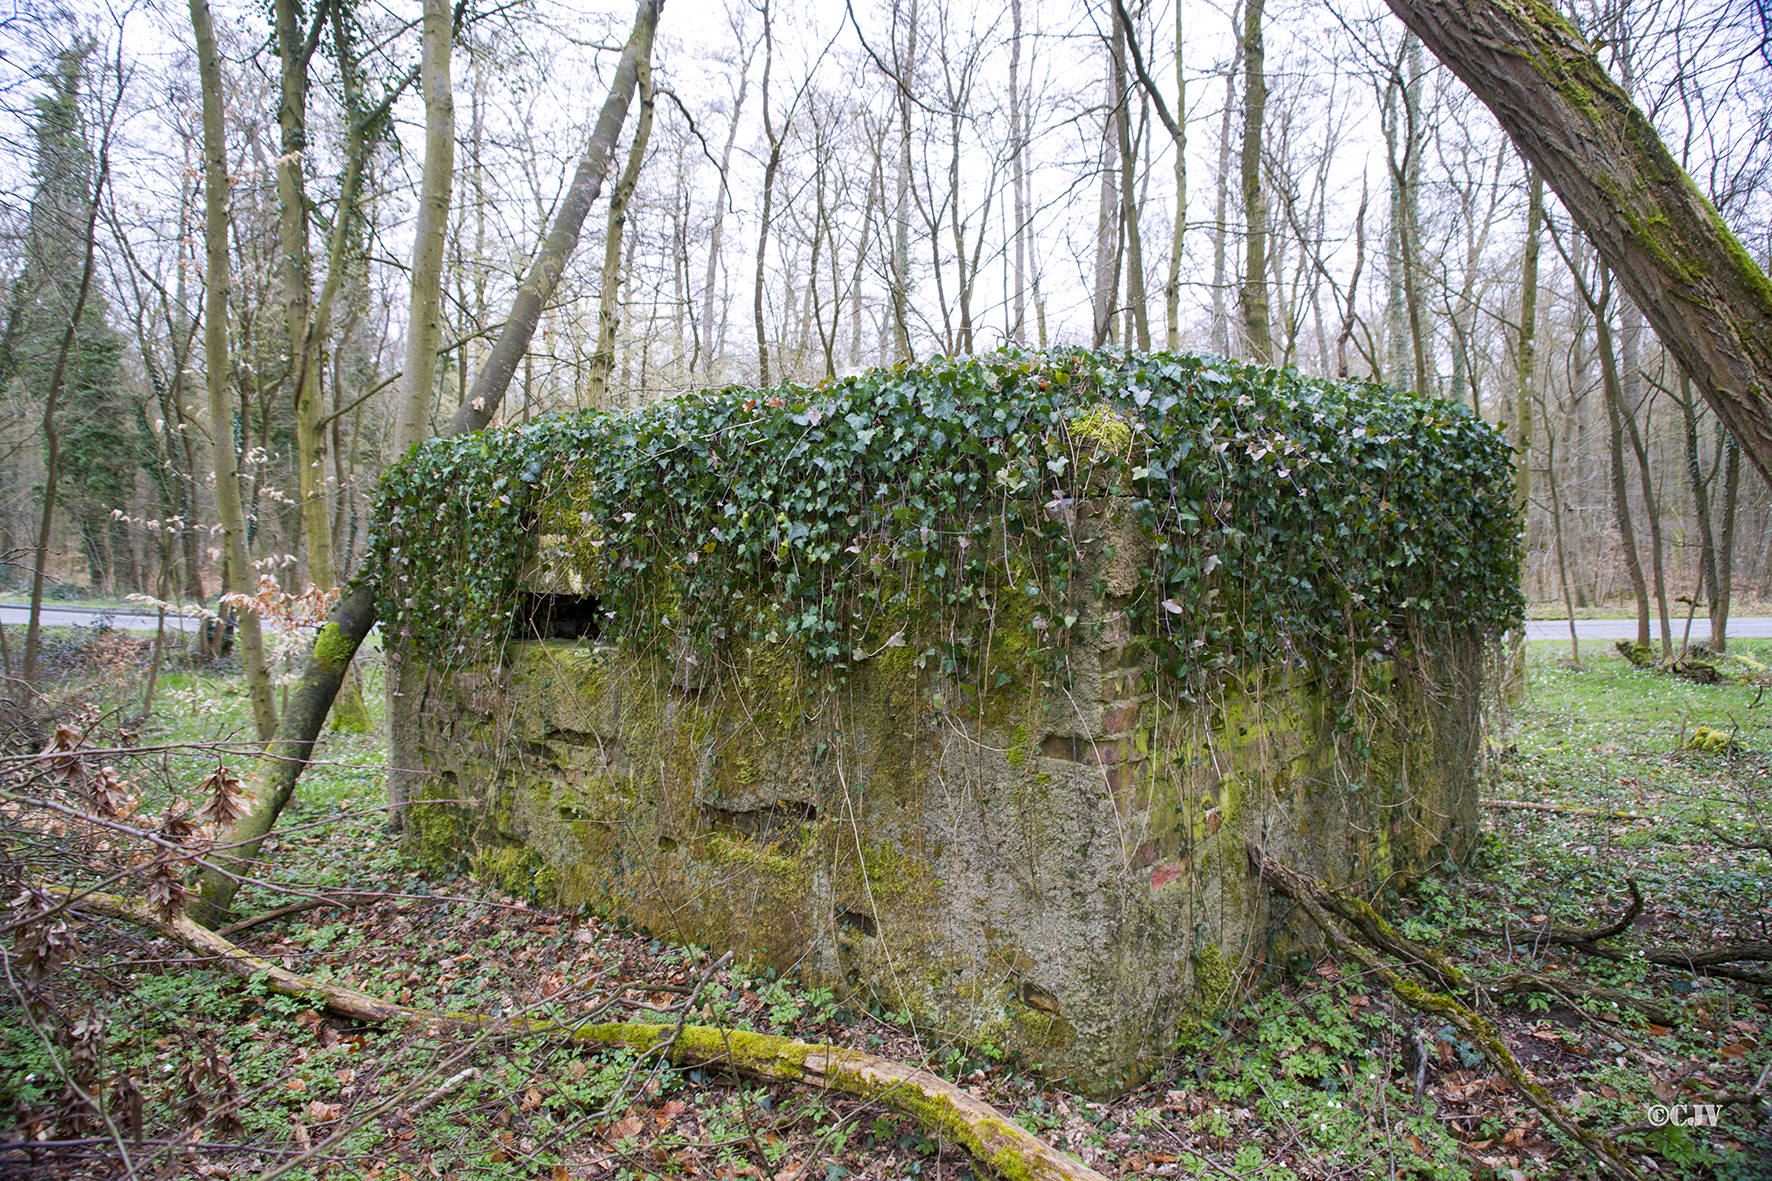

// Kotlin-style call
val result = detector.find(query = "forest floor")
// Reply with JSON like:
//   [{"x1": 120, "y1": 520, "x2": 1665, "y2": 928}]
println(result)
[{"x1": 2, "y1": 625, "x2": 1769, "y2": 1180}]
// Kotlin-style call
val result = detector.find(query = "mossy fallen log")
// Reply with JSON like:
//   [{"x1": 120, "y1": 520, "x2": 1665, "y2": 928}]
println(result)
[
  {"x1": 1481, "y1": 798, "x2": 1655, "y2": 822},
  {"x1": 1614, "y1": 639, "x2": 1722, "y2": 683},
  {"x1": 70, "y1": 891, "x2": 1110, "y2": 1181}
]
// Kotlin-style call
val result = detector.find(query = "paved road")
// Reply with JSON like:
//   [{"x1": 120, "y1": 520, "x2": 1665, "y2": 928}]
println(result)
[
  {"x1": 1524, "y1": 616, "x2": 1772, "y2": 642},
  {"x1": 0, "y1": 603, "x2": 203, "y2": 633}
]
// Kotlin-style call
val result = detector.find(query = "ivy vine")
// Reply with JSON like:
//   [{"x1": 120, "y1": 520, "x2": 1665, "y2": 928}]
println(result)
[{"x1": 366, "y1": 348, "x2": 1522, "y2": 694}]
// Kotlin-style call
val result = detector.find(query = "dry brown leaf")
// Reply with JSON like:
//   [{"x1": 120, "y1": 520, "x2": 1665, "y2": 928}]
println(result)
[{"x1": 306, "y1": 1100, "x2": 342, "y2": 1122}]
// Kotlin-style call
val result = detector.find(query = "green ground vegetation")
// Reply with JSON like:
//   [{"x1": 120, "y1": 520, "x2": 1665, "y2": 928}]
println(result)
[{"x1": 1, "y1": 626, "x2": 1766, "y2": 1179}]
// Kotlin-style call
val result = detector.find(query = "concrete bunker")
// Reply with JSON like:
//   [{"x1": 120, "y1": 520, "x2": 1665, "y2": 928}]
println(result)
[{"x1": 374, "y1": 348, "x2": 1521, "y2": 1096}]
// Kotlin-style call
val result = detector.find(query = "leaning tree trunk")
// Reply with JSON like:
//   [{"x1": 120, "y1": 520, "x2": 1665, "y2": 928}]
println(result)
[
  {"x1": 449, "y1": 4, "x2": 658, "y2": 436},
  {"x1": 191, "y1": 0, "x2": 662, "y2": 925},
  {"x1": 1384, "y1": 0, "x2": 1772, "y2": 489}
]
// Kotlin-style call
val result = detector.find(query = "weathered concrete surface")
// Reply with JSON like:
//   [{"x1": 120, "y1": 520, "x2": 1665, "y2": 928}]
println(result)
[{"x1": 391, "y1": 537, "x2": 1482, "y2": 1096}]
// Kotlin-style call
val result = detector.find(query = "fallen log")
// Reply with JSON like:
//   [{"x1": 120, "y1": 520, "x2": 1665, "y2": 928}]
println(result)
[
  {"x1": 1247, "y1": 842, "x2": 1646, "y2": 1181},
  {"x1": 1482, "y1": 798, "x2": 1655, "y2": 822},
  {"x1": 1473, "y1": 878, "x2": 1644, "y2": 949},
  {"x1": 1485, "y1": 972, "x2": 1683, "y2": 1029},
  {"x1": 79, "y1": 892, "x2": 410, "y2": 1022},
  {"x1": 70, "y1": 891, "x2": 1110, "y2": 1181}
]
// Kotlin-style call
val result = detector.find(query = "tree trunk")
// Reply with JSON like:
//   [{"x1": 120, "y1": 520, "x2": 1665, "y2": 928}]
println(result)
[
  {"x1": 20, "y1": 172, "x2": 106, "y2": 690},
  {"x1": 1091, "y1": 26, "x2": 1123, "y2": 349},
  {"x1": 1335, "y1": 179, "x2": 1367, "y2": 379},
  {"x1": 449, "y1": 4, "x2": 658, "y2": 437},
  {"x1": 889, "y1": 0, "x2": 917, "y2": 363},
  {"x1": 1113, "y1": 17, "x2": 1148, "y2": 352},
  {"x1": 391, "y1": 0, "x2": 455, "y2": 457},
  {"x1": 1508, "y1": 169, "x2": 1541, "y2": 689},
  {"x1": 273, "y1": 0, "x2": 338, "y2": 594},
  {"x1": 1239, "y1": 0, "x2": 1271, "y2": 363},
  {"x1": 1385, "y1": 0, "x2": 1772, "y2": 489},
  {"x1": 1595, "y1": 279, "x2": 1653, "y2": 648},
  {"x1": 1616, "y1": 317, "x2": 1665, "y2": 656},
  {"x1": 194, "y1": 0, "x2": 662, "y2": 924},
  {"x1": 1680, "y1": 373, "x2": 1718, "y2": 634},
  {"x1": 1617, "y1": 295, "x2": 1671, "y2": 654},
  {"x1": 1399, "y1": 35, "x2": 1428, "y2": 396},
  {"x1": 1208, "y1": 41, "x2": 1237, "y2": 357},
  {"x1": 589, "y1": 56, "x2": 654, "y2": 406},
  {"x1": 753, "y1": 0, "x2": 779, "y2": 387},
  {"x1": 190, "y1": 0, "x2": 277, "y2": 740},
  {"x1": 1712, "y1": 431, "x2": 1739, "y2": 649},
  {"x1": 1165, "y1": 4, "x2": 1185, "y2": 350},
  {"x1": 1009, "y1": 0, "x2": 1027, "y2": 346},
  {"x1": 697, "y1": 51, "x2": 749, "y2": 384},
  {"x1": 1543, "y1": 423, "x2": 1581, "y2": 664}
]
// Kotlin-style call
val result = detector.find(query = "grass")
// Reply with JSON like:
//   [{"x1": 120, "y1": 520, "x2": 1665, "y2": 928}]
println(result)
[
  {"x1": 1525, "y1": 599, "x2": 1772, "y2": 622},
  {"x1": 1, "y1": 631, "x2": 1767, "y2": 1179}
]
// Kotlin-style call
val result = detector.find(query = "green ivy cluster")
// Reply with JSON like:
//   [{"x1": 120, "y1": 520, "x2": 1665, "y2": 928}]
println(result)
[{"x1": 366, "y1": 348, "x2": 1521, "y2": 691}]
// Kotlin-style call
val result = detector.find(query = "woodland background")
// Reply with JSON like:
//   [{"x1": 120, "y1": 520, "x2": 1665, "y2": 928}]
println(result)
[{"x1": 2, "y1": 0, "x2": 1771, "y2": 654}]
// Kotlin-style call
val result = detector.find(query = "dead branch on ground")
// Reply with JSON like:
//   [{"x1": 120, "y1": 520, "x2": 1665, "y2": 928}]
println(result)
[
  {"x1": 67, "y1": 890, "x2": 1112, "y2": 1181},
  {"x1": 1482, "y1": 798, "x2": 1655, "y2": 821},
  {"x1": 1247, "y1": 841, "x2": 1647, "y2": 1181}
]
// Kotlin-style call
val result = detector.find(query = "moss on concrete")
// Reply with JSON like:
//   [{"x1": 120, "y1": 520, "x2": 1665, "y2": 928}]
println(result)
[{"x1": 398, "y1": 540, "x2": 1485, "y2": 1096}]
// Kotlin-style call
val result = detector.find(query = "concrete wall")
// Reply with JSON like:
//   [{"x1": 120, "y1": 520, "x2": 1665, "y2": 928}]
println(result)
[{"x1": 390, "y1": 549, "x2": 1482, "y2": 1096}]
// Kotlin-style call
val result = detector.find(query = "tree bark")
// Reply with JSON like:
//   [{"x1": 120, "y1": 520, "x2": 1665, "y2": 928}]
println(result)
[
  {"x1": 1208, "y1": 40, "x2": 1237, "y2": 357},
  {"x1": 190, "y1": 0, "x2": 278, "y2": 741},
  {"x1": 1681, "y1": 372, "x2": 1719, "y2": 643},
  {"x1": 696, "y1": 49, "x2": 749, "y2": 383},
  {"x1": 889, "y1": 0, "x2": 917, "y2": 363},
  {"x1": 450, "y1": 2, "x2": 658, "y2": 436},
  {"x1": 753, "y1": 1, "x2": 780, "y2": 387},
  {"x1": 274, "y1": 0, "x2": 338, "y2": 593},
  {"x1": 391, "y1": 0, "x2": 455, "y2": 457},
  {"x1": 1594, "y1": 277, "x2": 1653, "y2": 648},
  {"x1": 1091, "y1": 26, "x2": 1123, "y2": 349},
  {"x1": 194, "y1": 0, "x2": 662, "y2": 924},
  {"x1": 1509, "y1": 169, "x2": 1541, "y2": 688},
  {"x1": 1009, "y1": 0, "x2": 1027, "y2": 346},
  {"x1": 1384, "y1": 0, "x2": 1772, "y2": 489},
  {"x1": 1543, "y1": 420, "x2": 1581, "y2": 663},
  {"x1": 20, "y1": 163, "x2": 105, "y2": 690},
  {"x1": 1712, "y1": 430, "x2": 1739, "y2": 649},
  {"x1": 1617, "y1": 294, "x2": 1671, "y2": 654},
  {"x1": 1239, "y1": 0, "x2": 1271, "y2": 363},
  {"x1": 589, "y1": 56, "x2": 654, "y2": 406},
  {"x1": 1113, "y1": 17, "x2": 1148, "y2": 352}
]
